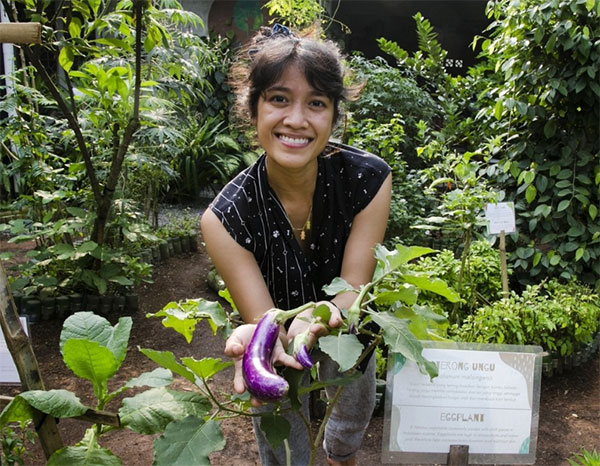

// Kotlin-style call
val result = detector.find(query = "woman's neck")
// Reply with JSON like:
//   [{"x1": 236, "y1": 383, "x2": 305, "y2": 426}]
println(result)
[{"x1": 266, "y1": 157, "x2": 318, "y2": 204}]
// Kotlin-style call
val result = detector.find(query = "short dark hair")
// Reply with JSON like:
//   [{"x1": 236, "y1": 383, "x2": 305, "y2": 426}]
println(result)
[{"x1": 229, "y1": 26, "x2": 363, "y2": 130}]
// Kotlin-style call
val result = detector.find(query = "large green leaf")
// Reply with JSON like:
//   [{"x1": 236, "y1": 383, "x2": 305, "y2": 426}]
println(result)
[
  {"x1": 148, "y1": 298, "x2": 228, "y2": 342},
  {"x1": 373, "y1": 244, "x2": 436, "y2": 281},
  {"x1": 318, "y1": 334, "x2": 364, "y2": 372},
  {"x1": 60, "y1": 312, "x2": 113, "y2": 353},
  {"x1": 259, "y1": 413, "x2": 290, "y2": 450},
  {"x1": 153, "y1": 417, "x2": 225, "y2": 466},
  {"x1": 60, "y1": 312, "x2": 132, "y2": 364},
  {"x1": 139, "y1": 348, "x2": 195, "y2": 383},
  {"x1": 58, "y1": 46, "x2": 74, "y2": 72},
  {"x1": 0, "y1": 396, "x2": 35, "y2": 427},
  {"x1": 63, "y1": 339, "x2": 119, "y2": 393},
  {"x1": 322, "y1": 277, "x2": 356, "y2": 296},
  {"x1": 374, "y1": 284, "x2": 419, "y2": 306},
  {"x1": 119, "y1": 388, "x2": 211, "y2": 434},
  {"x1": 106, "y1": 317, "x2": 132, "y2": 365},
  {"x1": 401, "y1": 274, "x2": 460, "y2": 302},
  {"x1": 20, "y1": 389, "x2": 88, "y2": 418},
  {"x1": 125, "y1": 368, "x2": 173, "y2": 389},
  {"x1": 149, "y1": 303, "x2": 200, "y2": 343},
  {"x1": 371, "y1": 312, "x2": 438, "y2": 379},
  {"x1": 47, "y1": 445, "x2": 122, "y2": 466},
  {"x1": 181, "y1": 357, "x2": 232, "y2": 381}
]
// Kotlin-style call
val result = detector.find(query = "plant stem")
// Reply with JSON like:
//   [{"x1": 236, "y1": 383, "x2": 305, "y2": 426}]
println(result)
[
  {"x1": 298, "y1": 407, "x2": 315, "y2": 465},
  {"x1": 272, "y1": 302, "x2": 317, "y2": 324},
  {"x1": 284, "y1": 438, "x2": 292, "y2": 466},
  {"x1": 313, "y1": 384, "x2": 344, "y2": 455}
]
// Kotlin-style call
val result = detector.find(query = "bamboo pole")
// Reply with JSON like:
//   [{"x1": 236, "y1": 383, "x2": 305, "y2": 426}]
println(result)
[
  {"x1": 0, "y1": 22, "x2": 41, "y2": 44},
  {"x1": 0, "y1": 264, "x2": 63, "y2": 457}
]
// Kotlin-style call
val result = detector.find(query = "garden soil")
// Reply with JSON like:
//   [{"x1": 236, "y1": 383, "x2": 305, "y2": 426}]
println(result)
[{"x1": 0, "y1": 235, "x2": 598, "y2": 466}]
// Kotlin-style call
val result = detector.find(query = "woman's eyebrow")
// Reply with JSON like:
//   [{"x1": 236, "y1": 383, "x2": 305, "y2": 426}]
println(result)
[
  {"x1": 265, "y1": 85, "x2": 290, "y2": 93},
  {"x1": 265, "y1": 85, "x2": 329, "y2": 98}
]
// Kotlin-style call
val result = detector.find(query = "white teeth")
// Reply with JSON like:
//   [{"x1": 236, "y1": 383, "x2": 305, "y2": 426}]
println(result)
[{"x1": 279, "y1": 135, "x2": 309, "y2": 145}]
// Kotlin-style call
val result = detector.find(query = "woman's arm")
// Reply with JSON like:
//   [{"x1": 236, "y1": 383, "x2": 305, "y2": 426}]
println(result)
[{"x1": 201, "y1": 209, "x2": 275, "y2": 325}]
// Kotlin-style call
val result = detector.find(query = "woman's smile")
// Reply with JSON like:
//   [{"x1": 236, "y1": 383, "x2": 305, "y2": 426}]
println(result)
[{"x1": 277, "y1": 134, "x2": 311, "y2": 147}]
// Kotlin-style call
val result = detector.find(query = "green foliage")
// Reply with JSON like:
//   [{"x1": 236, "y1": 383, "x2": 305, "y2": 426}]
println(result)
[
  {"x1": 454, "y1": 280, "x2": 600, "y2": 356},
  {"x1": 144, "y1": 243, "x2": 459, "y2": 463},
  {"x1": 0, "y1": 0, "x2": 238, "y2": 296},
  {"x1": 346, "y1": 54, "x2": 439, "y2": 165},
  {"x1": 344, "y1": 114, "x2": 436, "y2": 246},
  {"x1": 479, "y1": 0, "x2": 600, "y2": 287},
  {"x1": 172, "y1": 116, "x2": 249, "y2": 201},
  {"x1": 408, "y1": 240, "x2": 504, "y2": 321},
  {"x1": 156, "y1": 209, "x2": 200, "y2": 240},
  {"x1": 0, "y1": 212, "x2": 153, "y2": 296},
  {"x1": 377, "y1": 12, "x2": 449, "y2": 98},
  {"x1": 264, "y1": 0, "x2": 326, "y2": 29},
  {"x1": 0, "y1": 422, "x2": 35, "y2": 465},
  {"x1": 0, "y1": 311, "x2": 227, "y2": 464},
  {"x1": 567, "y1": 448, "x2": 600, "y2": 466}
]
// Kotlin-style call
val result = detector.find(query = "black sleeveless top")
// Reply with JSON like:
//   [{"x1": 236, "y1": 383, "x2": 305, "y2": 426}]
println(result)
[{"x1": 209, "y1": 142, "x2": 391, "y2": 311}]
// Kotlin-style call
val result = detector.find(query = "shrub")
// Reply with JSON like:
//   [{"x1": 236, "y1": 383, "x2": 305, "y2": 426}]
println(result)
[
  {"x1": 408, "y1": 240, "x2": 504, "y2": 320},
  {"x1": 347, "y1": 54, "x2": 439, "y2": 167},
  {"x1": 479, "y1": 0, "x2": 600, "y2": 288},
  {"x1": 454, "y1": 279, "x2": 600, "y2": 356}
]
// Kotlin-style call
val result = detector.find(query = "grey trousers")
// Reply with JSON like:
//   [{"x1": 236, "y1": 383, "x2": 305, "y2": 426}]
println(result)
[{"x1": 251, "y1": 350, "x2": 376, "y2": 465}]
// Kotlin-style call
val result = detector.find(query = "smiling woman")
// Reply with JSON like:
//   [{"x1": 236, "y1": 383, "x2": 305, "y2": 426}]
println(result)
[{"x1": 200, "y1": 24, "x2": 392, "y2": 466}]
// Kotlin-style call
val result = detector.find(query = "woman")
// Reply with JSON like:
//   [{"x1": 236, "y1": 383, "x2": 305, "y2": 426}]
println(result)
[{"x1": 201, "y1": 24, "x2": 392, "y2": 466}]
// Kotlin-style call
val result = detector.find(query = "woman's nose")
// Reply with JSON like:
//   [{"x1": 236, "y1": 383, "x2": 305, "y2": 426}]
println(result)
[{"x1": 283, "y1": 103, "x2": 308, "y2": 128}]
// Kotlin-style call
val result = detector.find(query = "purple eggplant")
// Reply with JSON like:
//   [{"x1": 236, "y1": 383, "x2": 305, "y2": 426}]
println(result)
[
  {"x1": 295, "y1": 343, "x2": 313, "y2": 369},
  {"x1": 291, "y1": 326, "x2": 314, "y2": 369},
  {"x1": 242, "y1": 311, "x2": 289, "y2": 402}
]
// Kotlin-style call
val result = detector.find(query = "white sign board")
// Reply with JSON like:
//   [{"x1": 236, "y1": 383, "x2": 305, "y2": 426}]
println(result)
[
  {"x1": 485, "y1": 202, "x2": 516, "y2": 234},
  {"x1": 382, "y1": 342, "x2": 542, "y2": 464},
  {"x1": 0, "y1": 316, "x2": 29, "y2": 384}
]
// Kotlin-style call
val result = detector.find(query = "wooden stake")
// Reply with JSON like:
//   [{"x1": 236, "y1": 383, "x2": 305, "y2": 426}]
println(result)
[
  {"x1": 0, "y1": 22, "x2": 41, "y2": 44},
  {"x1": 499, "y1": 230, "x2": 509, "y2": 298},
  {"x1": 0, "y1": 264, "x2": 63, "y2": 458},
  {"x1": 448, "y1": 444, "x2": 469, "y2": 465}
]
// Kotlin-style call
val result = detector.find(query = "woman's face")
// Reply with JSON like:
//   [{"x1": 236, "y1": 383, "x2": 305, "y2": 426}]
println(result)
[{"x1": 256, "y1": 64, "x2": 334, "y2": 172}]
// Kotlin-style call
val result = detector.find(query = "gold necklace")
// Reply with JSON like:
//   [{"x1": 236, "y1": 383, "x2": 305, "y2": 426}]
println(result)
[{"x1": 285, "y1": 205, "x2": 312, "y2": 240}]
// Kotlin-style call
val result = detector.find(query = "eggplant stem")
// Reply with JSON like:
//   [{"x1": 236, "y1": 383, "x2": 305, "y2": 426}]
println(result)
[
  {"x1": 313, "y1": 384, "x2": 344, "y2": 456},
  {"x1": 284, "y1": 438, "x2": 292, "y2": 466},
  {"x1": 272, "y1": 301, "x2": 317, "y2": 324}
]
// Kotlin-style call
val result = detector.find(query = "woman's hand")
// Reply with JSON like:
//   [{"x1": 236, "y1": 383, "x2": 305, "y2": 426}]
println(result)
[
  {"x1": 224, "y1": 323, "x2": 303, "y2": 406},
  {"x1": 286, "y1": 301, "x2": 343, "y2": 350}
]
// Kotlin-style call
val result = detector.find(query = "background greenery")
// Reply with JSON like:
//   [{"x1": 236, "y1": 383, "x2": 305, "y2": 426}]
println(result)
[{"x1": 0, "y1": 0, "x2": 598, "y2": 345}]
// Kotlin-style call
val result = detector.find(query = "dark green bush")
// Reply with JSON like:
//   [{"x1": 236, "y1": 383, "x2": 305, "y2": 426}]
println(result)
[
  {"x1": 479, "y1": 0, "x2": 600, "y2": 288},
  {"x1": 454, "y1": 279, "x2": 600, "y2": 356}
]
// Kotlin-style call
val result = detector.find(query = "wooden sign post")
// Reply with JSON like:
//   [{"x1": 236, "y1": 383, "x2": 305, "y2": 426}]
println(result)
[
  {"x1": 499, "y1": 230, "x2": 509, "y2": 297},
  {"x1": 0, "y1": 22, "x2": 41, "y2": 44},
  {"x1": 484, "y1": 202, "x2": 517, "y2": 299}
]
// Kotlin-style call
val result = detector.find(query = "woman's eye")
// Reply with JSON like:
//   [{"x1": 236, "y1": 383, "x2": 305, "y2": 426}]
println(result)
[
  {"x1": 269, "y1": 95, "x2": 287, "y2": 103},
  {"x1": 310, "y1": 99, "x2": 328, "y2": 108}
]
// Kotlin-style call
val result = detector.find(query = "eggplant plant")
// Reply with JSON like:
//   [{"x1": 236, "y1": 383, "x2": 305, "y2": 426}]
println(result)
[
  {"x1": 145, "y1": 244, "x2": 459, "y2": 464},
  {"x1": 0, "y1": 311, "x2": 227, "y2": 465},
  {"x1": 0, "y1": 244, "x2": 458, "y2": 464}
]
